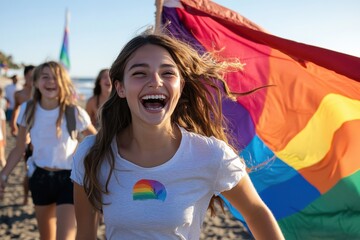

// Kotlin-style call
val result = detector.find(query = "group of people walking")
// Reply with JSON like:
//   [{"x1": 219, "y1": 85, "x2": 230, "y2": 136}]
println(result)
[{"x1": 0, "y1": 32, "x2": 284, "y2": 240}]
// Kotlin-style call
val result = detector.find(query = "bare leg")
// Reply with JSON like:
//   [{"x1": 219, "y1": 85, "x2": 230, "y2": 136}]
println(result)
[
  {"x1": 23, "y1": 175, "x2": 29, "y2": 205},
  {"x1": 0, "y1": 146, "x2": 5, "y2": 168},
  {"x1": 34, "y1": 204, "x2": 57, "y2": 240},
  {"x1": 56, "y1": 204, "x2": 77, "y2": 240}
]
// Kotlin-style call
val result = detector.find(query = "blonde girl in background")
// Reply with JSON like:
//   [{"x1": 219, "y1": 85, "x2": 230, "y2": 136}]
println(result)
[{"x1": 0, "y1": 61, "x2": 97, "y2": 240}]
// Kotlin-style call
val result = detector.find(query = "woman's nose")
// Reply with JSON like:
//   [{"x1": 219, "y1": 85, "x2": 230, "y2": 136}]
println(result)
[
  {"x1": 47, "y1": 77, "x2": 56, "y2": 83},
  {"x1": 148, "y1": 73, "x2": 163, "y2": 88}
]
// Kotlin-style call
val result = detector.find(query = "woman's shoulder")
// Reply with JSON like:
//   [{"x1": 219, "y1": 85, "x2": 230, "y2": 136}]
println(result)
[
  {"x1": 86, "y1": 95, "x2": 97, "y2": 102},
  {"x1": 72, "y1": 104, "x2": 91, "y2": 119},
  {"x1": 18, "y1": 100, "x2": 33, "y2": 117},
  {"x1": 80, "y1": 134, "x2": 96, "y2": 146},
  {"x1": 180, "y1": 128, "x2": 238, "y2": 169},
  {"x1": 74, "y1": 135, "x2": 96, "y2": 158},
  {"x1": 86, "y1": 96, "x2": 97, "y2": 107},
  {"x1": 181, "y1": 127, "x2": 227, "y2": 149}
]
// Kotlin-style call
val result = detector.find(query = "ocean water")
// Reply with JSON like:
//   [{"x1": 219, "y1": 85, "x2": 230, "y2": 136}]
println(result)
[{"x1": 72, "y1": 77, "x2": 94, "y2": 101}]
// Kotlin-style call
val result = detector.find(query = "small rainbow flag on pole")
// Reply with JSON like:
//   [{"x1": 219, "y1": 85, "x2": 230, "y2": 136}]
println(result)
[{"x1": 59, "y1": 9, "x2": 70, "y2": 70}]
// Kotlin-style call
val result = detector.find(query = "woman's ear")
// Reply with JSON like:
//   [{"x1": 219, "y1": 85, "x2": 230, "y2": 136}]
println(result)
[{"x1": 114, "y1": 80, "x2": 126, "y2": 98}]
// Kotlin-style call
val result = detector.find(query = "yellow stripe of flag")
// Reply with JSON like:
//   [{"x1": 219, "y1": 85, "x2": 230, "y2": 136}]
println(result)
[{"x1": 276, "y1": 94, "x2": 360, "y2": 170}]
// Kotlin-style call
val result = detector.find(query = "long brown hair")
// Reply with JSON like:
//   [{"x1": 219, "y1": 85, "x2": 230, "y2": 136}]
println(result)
[
  {"x1": 83, "y1": 33, "x2": 244, "y2": 214},
  {"x1": 25, "y1": 61, "x2": 77, "y2": 137}
]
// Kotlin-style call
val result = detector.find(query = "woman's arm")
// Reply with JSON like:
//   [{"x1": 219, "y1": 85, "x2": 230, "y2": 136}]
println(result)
[
  {"x1": 81, "y1": 123, "x2": 97, "y2": 136},
  {"x1": 85, "y1": 97, "x2": 97, "y2": 126},
  {"x1": 73, "y1": 182, "x2": 99, "y2": 240},
  {"x1": 10, "y1": 92, "x2": 21, "y2": 136},
  {"x1": 0, "y1": 126, "x2": 27, "y2": 199},
  {"x1": 222, "y1": 174, "x2": 285, "y2": 240},
  {"x1": 1, "y1": 117, "x2": 6, "y2": 146}
]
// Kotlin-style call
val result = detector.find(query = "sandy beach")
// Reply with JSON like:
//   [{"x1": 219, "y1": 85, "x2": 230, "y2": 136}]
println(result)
[{"x1": 0, "y1": 76, "x2": 252, "y2": 239}]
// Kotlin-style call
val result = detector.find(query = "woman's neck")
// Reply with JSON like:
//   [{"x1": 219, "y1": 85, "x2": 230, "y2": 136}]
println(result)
[
  {"x1": 40, "y1": 98, "x2": 59, "y2": 110},
  {"x1": 117, "y1": 123, "x2": 182, "y2": 167}
]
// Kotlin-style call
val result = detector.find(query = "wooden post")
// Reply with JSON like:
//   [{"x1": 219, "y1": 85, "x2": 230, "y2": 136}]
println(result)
[{"x1": 155, "y1": 0, "x2": 164, "y2": 33}]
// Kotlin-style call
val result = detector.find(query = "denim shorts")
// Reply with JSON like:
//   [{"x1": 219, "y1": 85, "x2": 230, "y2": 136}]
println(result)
[{"x1": 29, "y1": 167, "x2": 74, "y2": 206}]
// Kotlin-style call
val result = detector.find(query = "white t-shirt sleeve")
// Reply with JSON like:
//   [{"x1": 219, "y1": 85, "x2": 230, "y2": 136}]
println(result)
[
  {"x1": 213, "y1": 140, "x2": 246, "y2": 195},
  {"x1": 71, "y1": 135, "x2": 96, "y2": 186},
  {"x1": 76, "y1": 106, "x2": 92, "y2": 131}
]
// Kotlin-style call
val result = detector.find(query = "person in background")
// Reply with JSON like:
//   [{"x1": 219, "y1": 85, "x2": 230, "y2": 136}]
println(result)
[
  {"x1": 0, "y1": 61, "x2": 97, "y2": 240},
  {"x1": 85, "y1": 69, "x2": 111, "y2": 128},
  {"x1": 0, "y1": 106, "x2": 6, "y2": 168},
  {"x1": 0, "y1": 88, "x2": 8, "y2": 112},
  {"x1": 4, "y1": 74, "x2": 22, "y2": 122},
  {"x1": 0, "y1": 88, "x2": 7, "y2": 167},
  {"x1": 9, "y1": 65, "x2": 35, "y2": 205},
  {"x1": 11, "y1": 65, "x2": 35, "y2": 136},
  {"x1": 71, "y1": 33, "x2": 284, "y2": 239}
]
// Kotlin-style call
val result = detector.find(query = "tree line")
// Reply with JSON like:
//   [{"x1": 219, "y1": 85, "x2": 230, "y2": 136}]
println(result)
[{"x1": 0, "y1": 51, "x2": 21, "y2": 70}]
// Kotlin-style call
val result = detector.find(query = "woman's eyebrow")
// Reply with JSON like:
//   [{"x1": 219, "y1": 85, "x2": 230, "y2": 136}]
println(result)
[
  {"x1": 160, "y1": 63, "x2": 176, "y2": 68},
  {"x1": 129, "y1": 63, "x2": 148, "y2": 70},
  {"x1": 128, "y1": 63, "x2": 177, "y2": 70}
]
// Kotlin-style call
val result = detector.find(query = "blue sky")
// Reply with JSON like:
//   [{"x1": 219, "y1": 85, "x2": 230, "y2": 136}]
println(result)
[{"x1": 1, "y1": 0, "x2": 359, "y2": 78}]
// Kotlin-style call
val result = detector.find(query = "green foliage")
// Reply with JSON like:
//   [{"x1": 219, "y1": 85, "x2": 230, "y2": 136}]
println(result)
[{"x1": 0, "y1": 51, "x2": 21, "y2": 69}]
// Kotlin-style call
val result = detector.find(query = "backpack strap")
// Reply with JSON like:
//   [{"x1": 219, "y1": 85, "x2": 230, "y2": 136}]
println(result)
[
  {"x1": 24, "y1": 100, "x2": 34, "y2": 130},
  {"x1": 24, "y1": 99, "x2": 34, "y2": 115},
  {"x1": 65, "y1": 105, "x2": 78, "y2": 140}
]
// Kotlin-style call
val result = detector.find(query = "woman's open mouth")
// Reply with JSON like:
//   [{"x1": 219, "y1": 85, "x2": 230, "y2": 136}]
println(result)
[{"x1": 141, "y1": 94, "x2": 167, "y2": 111}]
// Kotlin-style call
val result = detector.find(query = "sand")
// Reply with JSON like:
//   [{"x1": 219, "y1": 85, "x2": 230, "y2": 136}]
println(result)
[{"x1": 0, "y1": 76, "x2": 253, "y2": 239}]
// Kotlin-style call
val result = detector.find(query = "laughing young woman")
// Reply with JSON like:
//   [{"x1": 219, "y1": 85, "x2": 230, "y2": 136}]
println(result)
[{"x1": 71, "y1": 33, "x2": 284, "y2": 240}]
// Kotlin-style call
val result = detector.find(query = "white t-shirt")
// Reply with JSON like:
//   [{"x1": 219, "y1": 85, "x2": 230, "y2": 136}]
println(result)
[
  {"x1": 71, "y1": 127, "x2": 246, "y2": 239},
  {"x1": 0, "y1": 98, "x2": 7, "y2": 111},
  {"x1": 5, "y1": 83, "x2": 22, "y2": 109},
  {"x1": 17, "y1": 101, "x2": 92, "y2": 169},
  {"x1": 0, "y1": 109, "x2": 5, "y2": 140}
]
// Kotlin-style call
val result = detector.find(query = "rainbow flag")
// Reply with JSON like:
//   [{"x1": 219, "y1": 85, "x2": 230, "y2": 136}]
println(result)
[
  {"x1": 161, "y1": 0, "x2": 360, "y2": 238},
  {"x1": 59, "y1": 10, "x2": 70, "y2": 70}
]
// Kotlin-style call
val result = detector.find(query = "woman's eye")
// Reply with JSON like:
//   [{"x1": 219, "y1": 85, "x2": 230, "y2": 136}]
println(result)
[
  {"x1": 132, "y1": 71, "x2": 146, "y2": 77},
  {"x1": 163, "y1": 71, "x2": 176, "y2": 77}
]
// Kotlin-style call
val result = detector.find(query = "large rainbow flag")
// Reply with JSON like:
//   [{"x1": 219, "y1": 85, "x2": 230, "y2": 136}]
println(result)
[
  {"x1": 160, "y1": 0, "x2": 360, "y2": 238},
  {"x1": 59, "y1": 9, "x2": 70, "y2": 70}
]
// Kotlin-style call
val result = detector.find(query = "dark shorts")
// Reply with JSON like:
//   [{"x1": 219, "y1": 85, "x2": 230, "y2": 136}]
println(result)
[
  {"x1": 5, "y1": 109, "x2": 13, "y2": 122},
  {"x1": 29, "y1": 167, "x2": 73, "y2": 206}
]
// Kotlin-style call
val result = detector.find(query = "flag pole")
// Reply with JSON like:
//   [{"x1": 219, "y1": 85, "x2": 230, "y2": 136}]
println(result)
[{"x1": 155, "y1": 0, "x2": 164, "y2": 33}]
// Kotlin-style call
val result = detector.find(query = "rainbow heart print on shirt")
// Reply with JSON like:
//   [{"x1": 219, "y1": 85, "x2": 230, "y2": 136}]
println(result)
[{"x1": 133, "y1": 179, "x2": 167, "y2": 202}]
